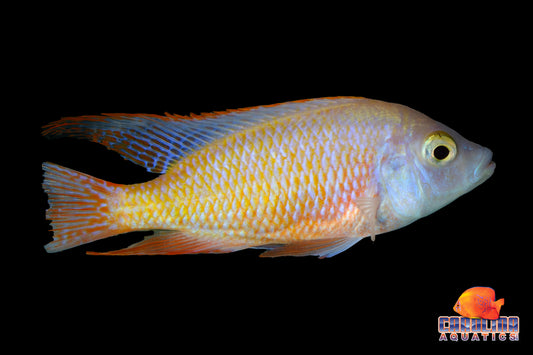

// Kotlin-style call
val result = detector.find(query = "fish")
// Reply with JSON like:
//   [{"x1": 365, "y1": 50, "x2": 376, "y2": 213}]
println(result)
[
  {"x1": 42, "y1": 97, "x2": 495, "y2": 257},
  {"x1": 453, "y1": 287, "x2": 504, "y2": 320}
]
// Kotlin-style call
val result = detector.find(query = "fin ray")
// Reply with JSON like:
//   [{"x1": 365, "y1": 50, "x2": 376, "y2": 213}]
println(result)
[
  {"x1": 42, "y1": 97, "x2": 363, "y2": 173},
  {"x1": 87, "y1": 230, "x2": 254, "y2": 255},
  {"x1": 259, "y1": 237, "x2": 363, "y2": 258},
  {"x1": 354, "y1": 196, "x2": 380, "y2": 241},
  {"x1": 42, "y1": 162, "x2": 124, "y2": 252}
]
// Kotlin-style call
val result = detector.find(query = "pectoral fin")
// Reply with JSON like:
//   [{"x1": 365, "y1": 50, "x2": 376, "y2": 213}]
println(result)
[{"x1": 354, "y1": 196, "x2": 380, "y2": 241}]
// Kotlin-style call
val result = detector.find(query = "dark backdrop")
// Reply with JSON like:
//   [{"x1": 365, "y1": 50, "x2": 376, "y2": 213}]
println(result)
[{"x1": 26, "y1": 9, "x2": 527, "y2": 351}]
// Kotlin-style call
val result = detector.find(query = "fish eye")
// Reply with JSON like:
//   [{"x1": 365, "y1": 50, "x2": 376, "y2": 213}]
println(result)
[
  {"x1": 433, "y1": 145, "x2": 450, "y2": 160},
  {"x1": 422, "y1": 131, "x2": 457, "y2": 165}
]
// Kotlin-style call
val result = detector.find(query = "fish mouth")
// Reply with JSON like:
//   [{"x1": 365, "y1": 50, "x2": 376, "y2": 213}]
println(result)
[{"x1": 473, "y1": 148, "x2": 495, "y2": 184}]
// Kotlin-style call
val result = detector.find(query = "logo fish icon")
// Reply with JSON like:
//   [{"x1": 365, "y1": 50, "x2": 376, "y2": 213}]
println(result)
[{"x1": 453, "y1": 287, "x2": 504, "y2": 320}]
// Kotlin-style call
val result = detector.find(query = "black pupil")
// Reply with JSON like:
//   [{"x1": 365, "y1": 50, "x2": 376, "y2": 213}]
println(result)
[{"x1": 433, "y1": 145, "x2": 450, "y2": 160}]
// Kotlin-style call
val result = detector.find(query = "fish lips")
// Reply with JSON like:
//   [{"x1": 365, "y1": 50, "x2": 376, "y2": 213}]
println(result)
[{"x1": 472, "y1": 148, "x2": 496, "y2": 187}]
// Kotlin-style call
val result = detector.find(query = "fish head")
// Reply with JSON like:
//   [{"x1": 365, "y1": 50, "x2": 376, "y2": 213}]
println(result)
[
  {"x1": 379, "y1": 106, "x2": 495, "y2": 222},
  {"x1": 453, "y1": 299, "x2": 463, "y2": 315},
  {"x1": 453, "y1": 291, "x2": 474, "y2": 317}
]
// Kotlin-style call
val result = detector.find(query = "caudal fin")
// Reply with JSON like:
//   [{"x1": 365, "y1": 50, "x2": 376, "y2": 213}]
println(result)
[
  {"x1": 482, "y1": 298, "x2": 505, "y2": 320},
  {"x1": 42, "y1": 162, "x2": 124, "y2": 252},
  {"x1": 495, "y1": 298, "x2": 505, "y2": 313}
]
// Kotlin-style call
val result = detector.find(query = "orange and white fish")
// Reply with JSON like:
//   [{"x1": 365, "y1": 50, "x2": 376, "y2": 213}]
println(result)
[
  {"x1": 453, "y1": 287, "x2": 504, "y2": 320},
  {"x1": 42, "y1": 97, "x2": 495, "y2": 257}
]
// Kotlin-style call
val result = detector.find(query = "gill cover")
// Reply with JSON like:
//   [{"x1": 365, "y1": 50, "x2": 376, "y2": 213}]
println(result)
[{"x1": 380, "y1": 153, "x2": 423, "y2": 220}]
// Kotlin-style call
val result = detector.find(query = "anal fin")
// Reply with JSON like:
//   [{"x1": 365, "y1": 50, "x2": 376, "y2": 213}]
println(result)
[
  {"x1": 87, "y1": 230, "x2": 253, "y2": 256},
  {"x1": 259, "y1": 237, "x2": 363, "y2": 258}
]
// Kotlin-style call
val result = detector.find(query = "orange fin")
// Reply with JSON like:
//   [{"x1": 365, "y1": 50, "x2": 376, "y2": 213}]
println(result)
[
  {"x1": 469, "y1": 286, "x2": 495, "y2": 300},
  {"x1": 259, "y1": 237, "x2": 363, "y2": 258},
  {"x1": 481, "y1": 298, "x2": 504, "y2": 320},
  {"x1": 495, "y1": 298, "x2": 505, "y2": 308},
  {"x1": 481, "y1": 308, "x2": 501, "y2": 320},
  {"x1": 87, "y1": 230, "x2": 253, "y2": 255},
  {"x1": 494, "y1": 298, "x2": 505, "y2": 313},
  {"x1": 43, "y1": 162, "x2": 124, "y2": 252}
]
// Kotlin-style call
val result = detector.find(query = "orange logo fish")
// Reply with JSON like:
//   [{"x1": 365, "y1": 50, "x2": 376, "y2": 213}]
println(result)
[{"x1": 453, "y1": 287, "x2": 504, "y2": 320}]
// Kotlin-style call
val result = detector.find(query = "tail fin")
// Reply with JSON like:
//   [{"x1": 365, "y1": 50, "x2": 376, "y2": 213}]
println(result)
[
  {"x1": 483, "y1": 298, "x2": 505, "y2": 320},
  {"x1": 42, "y1": 162, "x2": 124, "y2": 253},
  {"x1": 495, "y1": 298, "x2": 505, "y2": 313}
]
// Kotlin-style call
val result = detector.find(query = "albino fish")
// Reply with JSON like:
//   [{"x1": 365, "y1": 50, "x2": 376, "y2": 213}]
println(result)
[{"x1": 42, "y1": 97, "x2": 495, "y2": 257}]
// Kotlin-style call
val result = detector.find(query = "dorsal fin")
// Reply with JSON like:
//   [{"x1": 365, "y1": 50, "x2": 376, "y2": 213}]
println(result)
[{"x1": 42, "y1": 97, "x2": 363, "y2": 173}]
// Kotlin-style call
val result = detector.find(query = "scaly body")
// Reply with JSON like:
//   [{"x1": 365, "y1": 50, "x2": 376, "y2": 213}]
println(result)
[
  {"x1": 116, "y1": 104, "x2": 392, "y2": 244},
  {"x1": 42, "y1": 97, "x2": 495, "y2": 257}
]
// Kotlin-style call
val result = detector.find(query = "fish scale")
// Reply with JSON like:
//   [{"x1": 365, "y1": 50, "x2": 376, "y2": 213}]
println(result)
[
  {"x1": 42, "y1": 97, "x2": 495, "y2": 256},
  {"x1": 110, "y1": 110, "x2": 380, "y2": 246}
]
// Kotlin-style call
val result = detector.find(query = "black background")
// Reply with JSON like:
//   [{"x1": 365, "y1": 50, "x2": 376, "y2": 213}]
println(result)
[{"x1": 25, "y1": 5, "x2": 528, "y2": 351}]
